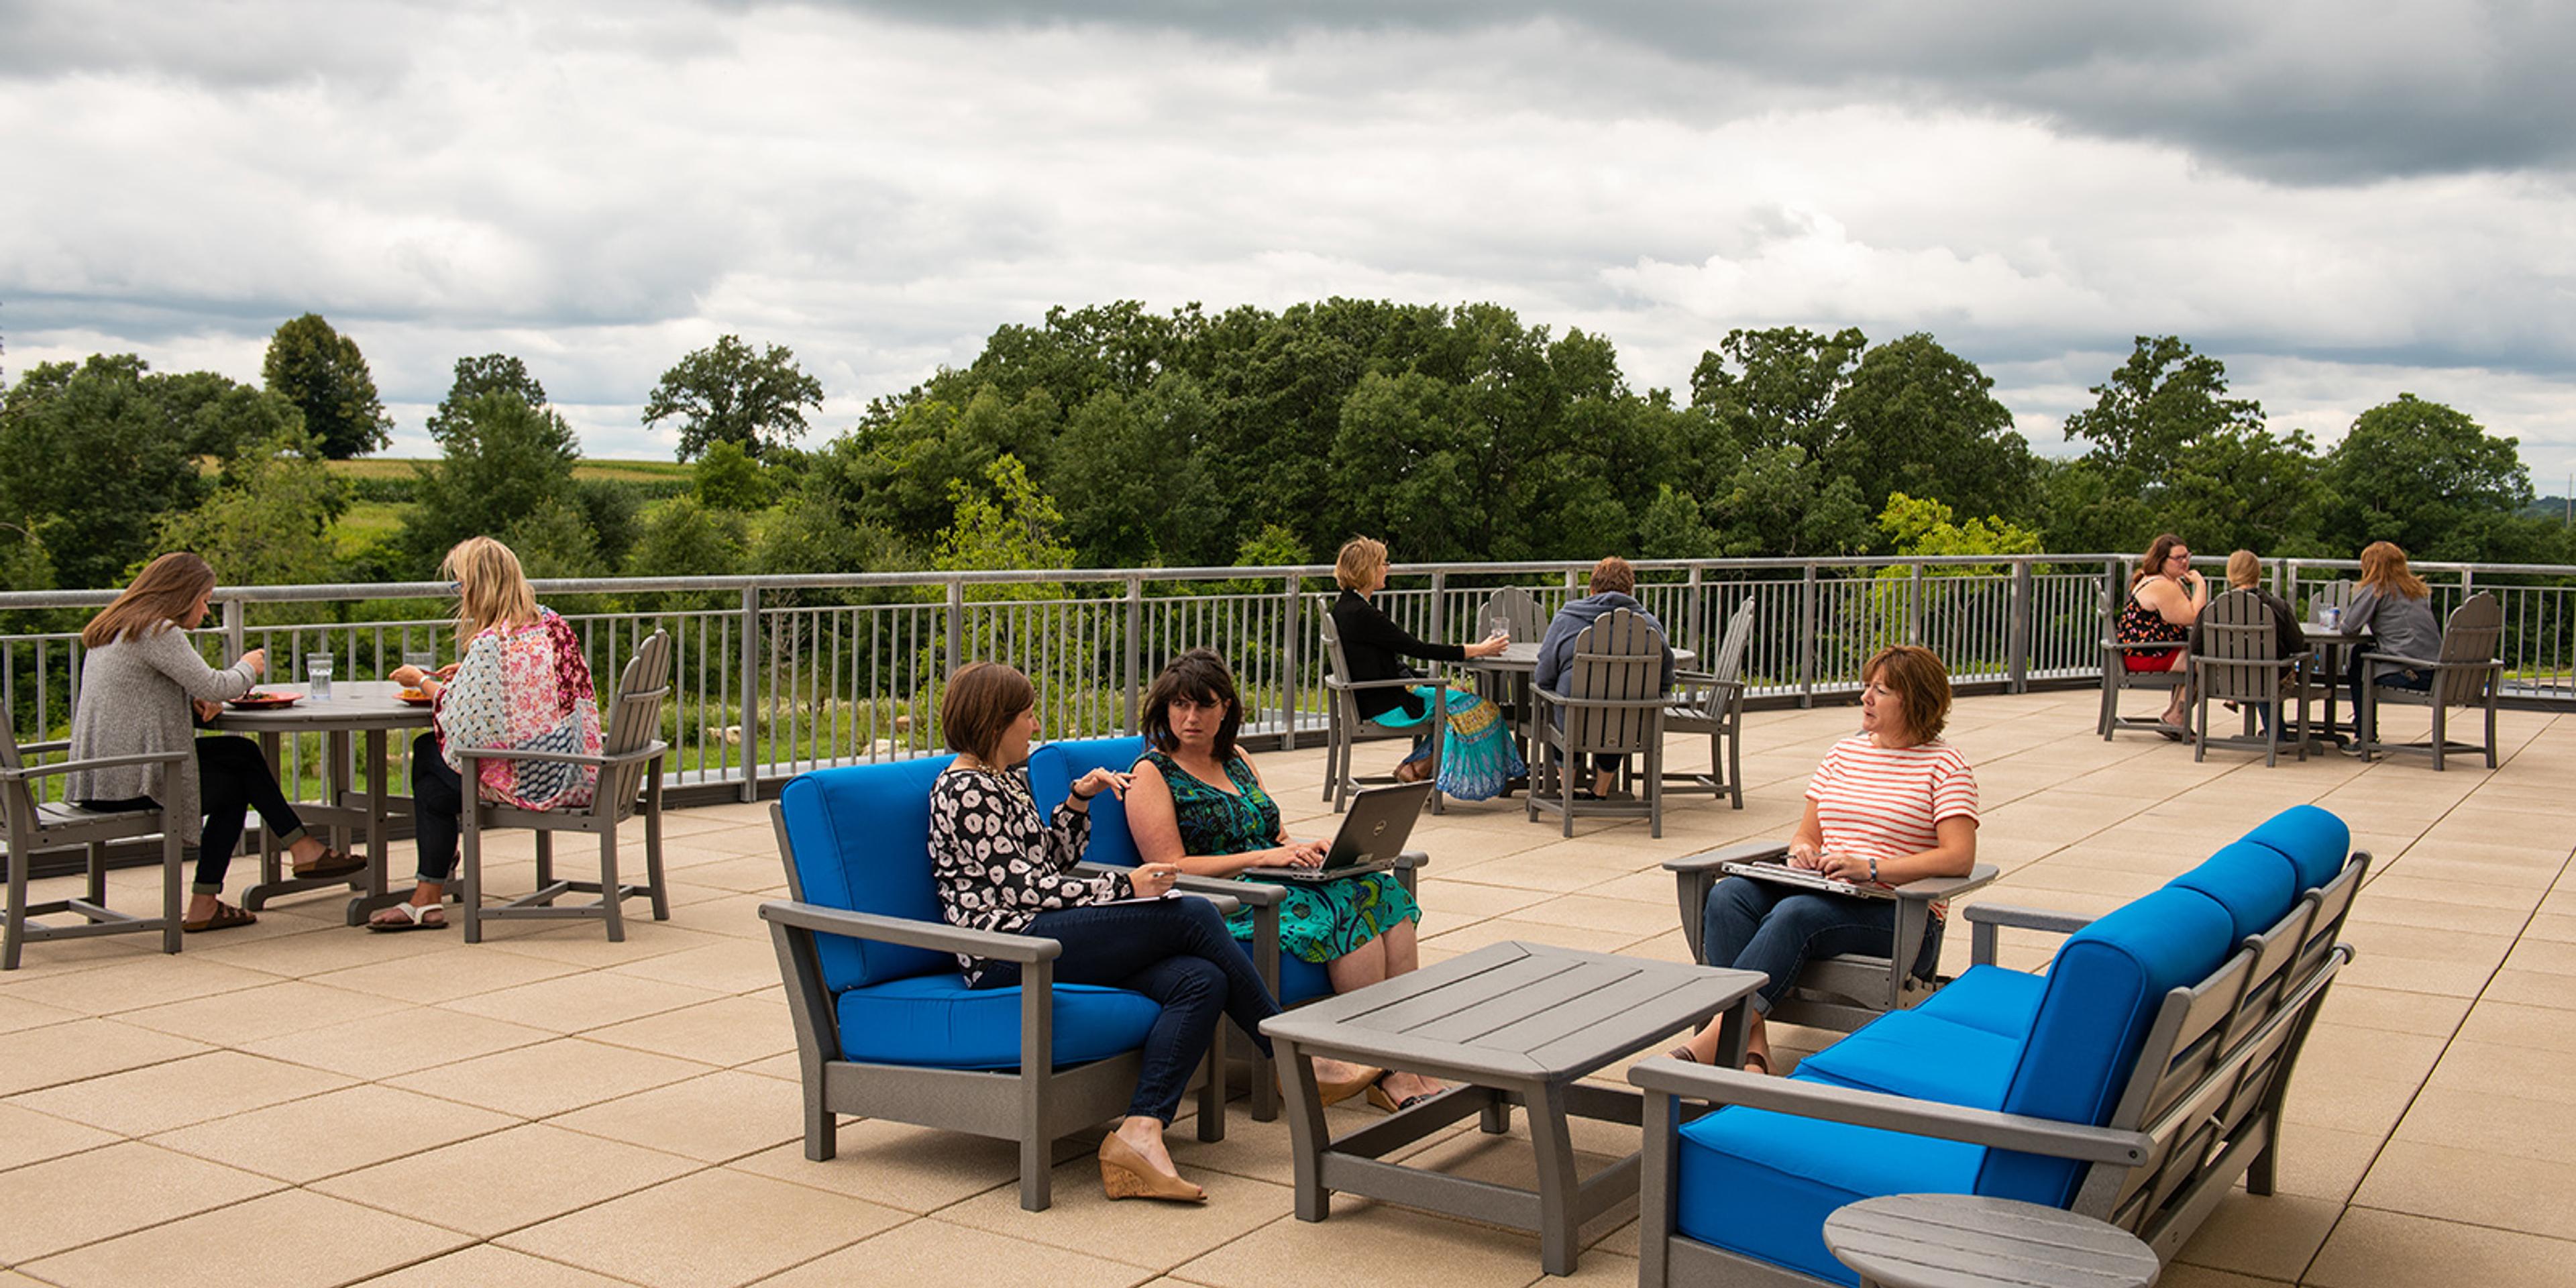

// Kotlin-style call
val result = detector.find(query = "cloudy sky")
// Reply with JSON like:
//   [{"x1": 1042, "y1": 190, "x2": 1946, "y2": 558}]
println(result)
[{"x1": 5, "y1": 0, "x2": 2574, "y2": 490}]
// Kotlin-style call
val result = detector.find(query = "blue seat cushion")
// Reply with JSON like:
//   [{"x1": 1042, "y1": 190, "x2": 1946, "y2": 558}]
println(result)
[
  {"x1": 835, "y1": 974, "x2": 1163, "y2": 1070},
  {"x1": 1913, "y1": 965, "x2": 2045, "y2": 1040},
  {"x1": 2240, "y1": 805, "x2": 2351, "y2": 891},
  {"x1": 1676, "y1": 1091, "x2": 1987, "y2": 1286},
  {"x1": 1793, "y1": 1011, "x2": 2021, "y2": 1111},
  {"x1": 1028, "y1": 737, "x2": 1149, "y2": 869},
  {"x1": 1980, "y1": 885, "x2": 2237, "y2": 1204},
  {"x1": 777, "y1": 758, "x2": 959, "y2": 993},
  {"x1": 2166, "y1": 842, "x2": 2300, "y2": 941},
  {"x1": 1273, "y1": 950, "x2": 1333, "y2": 1006}
]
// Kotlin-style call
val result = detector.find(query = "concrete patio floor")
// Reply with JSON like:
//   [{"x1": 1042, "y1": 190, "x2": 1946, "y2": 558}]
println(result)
[{"x1": 3, "y1": 687, "x2": 2573, "y2": 1288}]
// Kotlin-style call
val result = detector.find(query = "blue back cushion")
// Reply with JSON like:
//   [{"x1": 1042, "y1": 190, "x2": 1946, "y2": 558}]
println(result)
[
  {"x1": 2239, "y1": 805, "x2": 2351, "y2": 891},
  {"x1": 2167, "y1": 842, "x2": 2300, "y2": 941},
  {"x1": 1978, "y1": 886, "x2": 2235, "y2": 1203},
  {"x1": 1028, "y1": 737, "x2": 1149, "y2": 869},
  {"x1": 776, "y1": 757, "x2": 958, "y2": 992}
]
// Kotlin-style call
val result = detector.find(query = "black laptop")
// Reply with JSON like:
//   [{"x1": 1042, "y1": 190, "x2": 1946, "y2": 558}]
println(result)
[{"x1": 1238, "y1": 782, "x2": 1435, "y2": 881}]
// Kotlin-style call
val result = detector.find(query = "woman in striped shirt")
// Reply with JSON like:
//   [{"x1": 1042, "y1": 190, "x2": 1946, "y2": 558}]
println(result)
[{"x1": 1670, "y1": 645, "x2": 1978, "y2": 1073}]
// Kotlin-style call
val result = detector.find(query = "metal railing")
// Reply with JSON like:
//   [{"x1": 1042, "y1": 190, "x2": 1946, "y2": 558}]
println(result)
[{"x1": 4, "y1": 553, "x2": 2569, "y2": 803}]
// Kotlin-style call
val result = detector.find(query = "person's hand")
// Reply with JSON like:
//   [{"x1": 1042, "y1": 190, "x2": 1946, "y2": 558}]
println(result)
[
  {"x1": 239, "y1": 647, "x2": 267, "y2": 676},
  {"x1": 1786, "y1": 840, "x2": 1824, "y2": 870},
  {"x1": 1072, "y1": 767, "x2": 1130, "y2": 802},
  {"x1": 1279, "y1": 840, "x2": 1327, "y2": 869},
  {"x1": 1467, "y1": 635, "x2": 1509, "y2": 659},
  {"x1": 1130, "y1": 862, "x2": 1181, "y2": 898},
  {"x1": 433, "y1": 663, "x2": 459, "y2": 680},
  {"x1": 390, "y1": 664, "x2": 427, "y2": 689},
  {"x1": 193, "y1": 698, "x2": 223, "y2": 722},
  {"x1": 2183, "y1": 570, "x2": 2206, "y2": 593},
  {"x1": 1817, "y1": 851, "x2": 1873, "y2": 883}
]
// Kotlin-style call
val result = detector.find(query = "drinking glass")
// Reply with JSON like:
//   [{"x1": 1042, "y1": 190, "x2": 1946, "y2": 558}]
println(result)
[
  {"x1": 305, "y1": 653, "x2": 334, "y2": 700},
  {"x1": 402, "y1": 649, "x2": 436, "y2": 674},
  {"x1": 1488, "y1": 614, "x2": 1511, "y2": 643}
]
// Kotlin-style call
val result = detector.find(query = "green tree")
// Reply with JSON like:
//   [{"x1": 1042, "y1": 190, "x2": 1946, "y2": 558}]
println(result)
[
  {"x1": 643, "y1": 335, "x2": 824, "y2": 461},
  {"x1": 625, "y1": 494, "x2": 751, "y2": 580},
  {"x1": 1690, "y1": 326, "x2": 1868, "y2": 461},
  {"x1": 0, "y1": 356, "x2": 213, "y2": 587},
  {"x1": 1879, "y1": 492, "x2": 2044, "y2": 561},
  {"x1": 2318, "y1": 394, "x2": 2535, "y2": 560},
  {"x1": 1635, "y1": 484, "x2": 1723, "y2": 559},
  {"x1": 1829, "y1": 333, "x2": 2035, "y2": 531},
  {"x1": 399, "y1": 391, "x2": 583, "y2": 572},
  {"x1": 1707, "y1": 445, "x2": 1871, "y2": 558},
  {"x1": 936, "y1": 454, "x2": 1075, "y2": 580},
  {"x1": 2062, "y1": 336, "x2": 2263, "y2": 480},
  {"x1": 262, "y1": 313, "x2": 391, "y2": 458},
  {"x1": 427, "y1": 354, "x2": 547, "y2": 443},
  {"x1": 498, "y1": 498, "x2": 605, "y2": 579},
  {"x1": 694, "y1": 439, "x2": 775, "y2": 511},
  {"x1": 153, "y1": 431, "x2": 346, "y2": 588}
]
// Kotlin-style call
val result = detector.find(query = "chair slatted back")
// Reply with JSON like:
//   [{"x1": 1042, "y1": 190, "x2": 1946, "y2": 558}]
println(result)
[
  {"x1": 0, "y1": 712, "x2": 32, "y2": 830},
  {"x1": 2432, "y1": 592, "x2": 2504, "y2": 708},
  {"x1": 2102, "y1": 949, "x2": 2255, "y2": 1226},
  {"x1": 2308, "y1": 580, "x2": 2357, "y2": 616},
  {"x1": 1711, "y1": 597, "x2": 1757, "y2": 686},
  {"x1": 2292, "y1": 857, "x2": 2368, "y2": 981},
  {"x1": 1318, "y1": 604, "x2": 1371, "y2": 730},
  {"x1": 1475, "y1": 586, "x2": 1544, "y2": 643},
  {"x1": 2196, "y1": 588, "x2": 2282, "y2": 704},
  {"x1": 599, "y1": 631, "x2": 671, "y2": 811},
  {"x1": 1562, "y1": 609, "x2": 1662, "y2": 755}
]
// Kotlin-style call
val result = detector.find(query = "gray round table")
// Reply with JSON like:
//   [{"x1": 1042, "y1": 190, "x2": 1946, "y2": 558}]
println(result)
[
  {"x1": 209, "y1": 680, "x2": 436, "y2": 925},
  {"x1": 1822, "y1": 1194, "x2": 2159, "y2": 1288}
]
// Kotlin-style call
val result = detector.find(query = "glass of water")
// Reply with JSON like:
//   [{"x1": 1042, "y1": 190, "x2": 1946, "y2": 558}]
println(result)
[
  {"x1": 304, "y1": 653, "x2": 334, "y2": 700},
  {"x1": 402, "y1": 649, "x2": 437, "y2": 675},
  {"x1": 1489, "y1": 614, "x2": 1511, "y2": 643}
]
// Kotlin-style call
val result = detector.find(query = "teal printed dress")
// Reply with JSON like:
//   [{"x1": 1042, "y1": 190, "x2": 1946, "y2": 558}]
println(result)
[{"x1": 1141, "y1": 749, "x2": 1423, "y2": 963}]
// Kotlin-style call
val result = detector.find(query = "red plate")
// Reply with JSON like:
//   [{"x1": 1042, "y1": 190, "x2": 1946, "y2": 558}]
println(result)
[{"x1": 227, "y1": 690, "x2": 303, "y2": 710}]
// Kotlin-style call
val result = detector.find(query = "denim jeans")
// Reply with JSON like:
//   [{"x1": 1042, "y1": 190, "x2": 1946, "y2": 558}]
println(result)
[
  {"x1": 82, "y1": 735, "x2": 311, "y2": 894},
  {"x1": 1699, "y1": 875, "x2": 1939, "y2": 1012},
  {"x1": 972, "y1": 896, "x2": 1283, "y2": 1123},
  {"x1": 408, "y1": 731, "x2": 467, "y2": 883}
]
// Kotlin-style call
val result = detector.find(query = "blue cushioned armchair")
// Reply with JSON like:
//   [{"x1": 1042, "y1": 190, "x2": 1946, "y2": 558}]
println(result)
[
  {"x1": 762, "y1": 755, "x2": 1234, "y2": 1212},
  {"x1": 1028, "y1": 735, "x2": 1428, "y2": 1120},
  {"x1": 1632, "y1": 806, "x2": 2367, "y2": 1286}
]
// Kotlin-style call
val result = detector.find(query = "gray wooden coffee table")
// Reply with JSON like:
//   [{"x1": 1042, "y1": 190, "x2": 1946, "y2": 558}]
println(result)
[{"x1": 1261, "y1": 940, "x2": 1763, "y2": 1276}]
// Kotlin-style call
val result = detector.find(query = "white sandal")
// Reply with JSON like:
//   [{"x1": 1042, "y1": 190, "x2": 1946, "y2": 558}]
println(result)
[{"x1": 367, "y1": 902, "x2": 448, "y2": 933}]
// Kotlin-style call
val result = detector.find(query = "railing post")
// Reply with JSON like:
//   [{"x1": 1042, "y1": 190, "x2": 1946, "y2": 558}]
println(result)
[
  {"x1": 223, "y1": 596, "x2": 246, "y2": 663},
  {"x1": 1799, "y1": 562, "x2": 1818, "y2": 708},
  {"x1": 1686, "y1": 564, "x2": 1705, "y2": 657},
  {"x1": 738, "y1": 585, "x2": 761, "y2": 802},
  {"x1": 1123, "y1": 577, "x2": 1143, "y2": 732},
  {"x1": 2008, "y1": 560, "x2": 2034, "y2": 692},
  {"x1": 1428, "y1": 570, "x2": 1447, "y2": 643},
  {"x1": 1905, "y1": 563, "x2": 1925, "y2": 647},
  {"x1": 2102, "y1": 557, "x2": 2123, "y2": 684},
  {"x1": 1280, "y1": 575, "x2": 1302, "y2": 750},
  {"x1": 945, "y1": 579, "x2": 965, "y2": 676}
]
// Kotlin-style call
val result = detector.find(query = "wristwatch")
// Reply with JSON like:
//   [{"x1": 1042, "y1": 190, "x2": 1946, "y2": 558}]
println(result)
[{"x1": 1868, "y1": 855, "x2": 1880, "y2": 883}]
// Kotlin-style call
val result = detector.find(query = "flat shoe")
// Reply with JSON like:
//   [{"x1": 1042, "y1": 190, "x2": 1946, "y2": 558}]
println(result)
[
  {"x1": 1316, "y1": 1064, "x2": 1387, "y2": 1108},
  {"x1": 1364, "y1": 1082, "x2": 1443, "y2": 1114},
  {"x1": 292, "y1": 849, "x2": 366, "y2": 880},
  {"x1": 182, "y1": 902, "x2": 257, "y2": 933},
  {"x1": 367, "y1": 903, "x2": 448, "y2": 932},
  {"x1": 1097, "y1": 1134, "x2": 1204, "y2": 1203}
]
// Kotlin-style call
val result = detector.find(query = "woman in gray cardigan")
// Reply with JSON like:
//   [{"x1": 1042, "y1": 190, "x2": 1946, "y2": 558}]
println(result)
[{"x1": 67, "y1": 553, "x2": 360, "y2": 932}]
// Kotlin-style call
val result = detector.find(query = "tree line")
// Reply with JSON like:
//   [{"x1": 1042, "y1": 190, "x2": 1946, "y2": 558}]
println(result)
[{"x1": 1, "y1": 301, "x2": 2568, "y2": 604}]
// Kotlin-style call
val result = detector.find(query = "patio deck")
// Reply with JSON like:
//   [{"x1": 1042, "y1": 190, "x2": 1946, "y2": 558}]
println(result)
[{"x1": 2, "y1": 688, "x2": 2571, "y2": 1288}]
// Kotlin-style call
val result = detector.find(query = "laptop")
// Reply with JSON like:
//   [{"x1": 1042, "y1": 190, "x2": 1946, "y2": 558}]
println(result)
[
  {"x1": 1238, "y1": 781, "x2": 1436, "y2": 881},
  {"x1": 1717, "y1": 859, "x2": 1896, "y2": 900}
]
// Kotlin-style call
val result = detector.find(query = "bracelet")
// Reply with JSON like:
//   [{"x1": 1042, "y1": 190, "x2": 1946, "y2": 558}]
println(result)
[{"x1": 1069, "y1": 787, "x2": 1094, "y2": 802}]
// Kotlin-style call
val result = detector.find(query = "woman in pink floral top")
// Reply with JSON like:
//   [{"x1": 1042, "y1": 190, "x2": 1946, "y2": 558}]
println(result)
[{"x1": 369, "y1": 537, "x2": 603, "y2": 930}]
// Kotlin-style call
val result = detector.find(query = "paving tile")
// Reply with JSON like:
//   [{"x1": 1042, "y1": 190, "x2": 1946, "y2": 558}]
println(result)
[
  {"x1": 437, "y1": 969, "x2": 730, "y2": 1034},
  {"x1": 2355, "y1": 1138, "x2": 2576, "y2": 1241},
  {"x1": 146, "y1": 1082, "x2": 520, "y2": 1183},
  {"x1": 478, "y1": 920, "x2": 731, "y2": 966},
  {"x1": 2309, "y1": 1206, "x2": 2576, "y2": 1288},
  {"x1": 2481, "y1": 969, "x2": 2576, "y2": 1012},
  {"x1": 0, "y1": 991, "x2": 81, "y2": 1035},
  {"x1": 21, "y1": 1187, "x2": 470, "y2": 1288},
  {"x1": 551, "y1": 1069, "x2": 806, "y2": 1162},
  {"x1": 0, "y1": 1101, "x2": 121, "y2": 1173},
  {"x1": 307, "y1": 942, "x2": 588, "y2": 1003},
  {"x1": 1175, "y1": 1191, "x2": 1551, "y2": 1288},
  {"x1": 606, "y1": 936, "x2": 788, "y2": 995},
  {"x1": 7, "y1": 1049, "x2": 354, "y2": 1136},
  {"x1": 113, "y1": 979, "x2": 409, "y2": 1045},
  {"x1": 581, "y1": 995, "x2": 794, "y2": 1067},
  {"x1": 0, "y1": 1018, "x2": 211, "y2": 1096},
  {"x1": 498, "y1": 1167, "x2": 904, "y2": 1288},
  {"x1": 2313, "y1": 985, "x2": 2472, "y2": 1038},
  {"x1": 185, "y1": 921, "x2": 460, "y2": 977},
  {"x1": 237, "y1": 1003, "x2": 557, "y2": 1080},
  {"x1": 0, "y1": 1140, "x2": 279, "y2": 1262},
  {"x1": 2173, "y1": 1189, "x2": 2342, "y2": 1281},
  {"x1": 346, "y1": 1243, "x2": 640, "y2": 1287},
  {"x1": 752, "y1": 1218, "x2": 1155, "y2": 1288},
  {"x1": 3, "y1": 955, "x2": 280, "y2": 1016},
  {"x1": 313, "y1": 1122, "x2": 702, "y2": 1237},
  {"x1": 386, "y1": 1036, "x2": 714, "y2": 1118},
  {"x1": 2424, "y1": 1038, "x2": 2576, "y2": 1101},
  {"x1": 727, "y1": 1127, "x2": 1086, "y2": 1214},
  {"x1": 943, "y1": 1151, "x2": 1295, "y2": 1270}
]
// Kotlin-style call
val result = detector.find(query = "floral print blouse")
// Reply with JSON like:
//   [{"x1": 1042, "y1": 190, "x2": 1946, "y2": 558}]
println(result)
[
  {"x1": 928, "y1": 765, "x2": 1132, "y2": 983},
  {"x1": 432, "y1": 607, "x2": 602, "y2": 810}
]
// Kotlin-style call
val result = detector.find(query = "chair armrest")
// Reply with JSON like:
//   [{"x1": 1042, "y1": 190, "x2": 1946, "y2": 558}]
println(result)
[
  {"x1": 1326, "y1": 676, "x2": 1447, "y2": 693},
  {"x1": 455, "y1": 741, "x2": 668, "y2": 768},
  {"x1": 1071, "y1": 861, "x2": 1271, "y2": 910},
  {"x1": 0, "y1": 748, "x2": 193, "y2": 782},
  {"x1": 17, "y1": 739, "x2": 70, "y2": 756},
  {"x1": 1393, "y1": 849, "x2": 1429, "y2": 872},
  {"x1": 1625, "y1": 1059, "x2": 2151, "y2": 1167},
  {"x1": 1964, "y1": 900, "x2": 2096, "y2": 967},
  {"x1": 2361, "y1": 651, "x2": 2495, "y2": 670},
  {"x1": 1891, "y1": 863, "x2": 2000, "y2": 902},
  {"x1": 758, "y1": 900, "x2": 1063, "y2": 963},
  {"x1": 1664, "y1": 839, "x2": 1790, "y2": 874}
]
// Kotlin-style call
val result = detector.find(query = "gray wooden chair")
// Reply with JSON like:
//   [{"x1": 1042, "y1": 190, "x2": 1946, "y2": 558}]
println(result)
[
  {"x1": 2, "y1": 714, "x2": 186, "y2": 970},
  {"x1": 1318, "y1": 605, "x2": 1445, "y2": 815},
  {"x1": 1470, "y1": 585, "x2": 1547, "y2": 745},
  {"x1": 1667, "y1": 840, "x2": 1998, "y2": 1032},
  {"x1": 1472, "y1": 585, "x2": 1546, "y2": 643},
  {"x1": 459, "y1": 630, "x2": 673, "y2": 943},
  {"x1": 2356, "y1": 592, "x2": 2504, "y2": 770},
  {"x1": 2189, "y1": 588, "x2": 2313, "y2": 767},
  {"x1": 1528, "y1": 608, "x2": 1668, "y2": 837},
  {"x1": 2098, "y1": 576, "x2": 2188, "y2": 741},
  {"x1": 1660, "y1": 596, "x2": 1756, "y2": 810}
]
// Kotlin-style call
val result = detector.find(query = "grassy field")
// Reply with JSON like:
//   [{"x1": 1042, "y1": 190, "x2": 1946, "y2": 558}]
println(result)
[{"x1": 327, "y1": 458, "x2": 694, "y2": 556}]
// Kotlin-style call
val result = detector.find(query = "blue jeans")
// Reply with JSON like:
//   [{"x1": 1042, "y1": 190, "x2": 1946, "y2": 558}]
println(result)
[
  {"x1": 971, "y1": 896, "x2": 1281, "y2": 1123},
  {"x1": 1699, "y1": 876, "x2": 1939, "y2": 1013}
]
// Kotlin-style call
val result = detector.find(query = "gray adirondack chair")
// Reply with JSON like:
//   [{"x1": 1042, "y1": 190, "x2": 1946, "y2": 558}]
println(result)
[
  {"x1": 2189, "y1": 588, "x2": 2314, "y2": 767},
  {"x1": 2098, "y1": 572, "x2": 2190, "y2": 740},
  {"x1": 1318, "y1": 605, "x2": 1445, "y2": 814},
  {"x1": 1, "y1": 714, "x2": 188, "y2": 970},
  {"x1": 1527, "y1": 608, "x2": 1668, "y2": 837},
  {"x1": 1472, "y1": 585, "x2": 1546, "y2": 643},
  {"x1": 458, "y1": 630, "x2": 673, "y2": 943},
  {"x1": 1660, "y1": 596, "x2": 1755, "y2": 809},
  {"x1": 2356, "y1": 592, "x2": 2504, "y2": 770},
  {"x1": 2304, "y1": 578, "x2": 2357, "y2": 623}
]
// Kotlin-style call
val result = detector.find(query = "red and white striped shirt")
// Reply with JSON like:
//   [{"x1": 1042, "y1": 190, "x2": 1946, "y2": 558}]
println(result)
[{"x1": 1804, "y1": 733, "x2": 1979, "y2": 869}]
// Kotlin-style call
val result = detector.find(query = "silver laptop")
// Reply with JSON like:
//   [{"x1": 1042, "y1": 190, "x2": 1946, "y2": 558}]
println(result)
[
  {"x1": 1717, "y1": 859, "x2": 1896, "y2": 900},
  {"x1": 1239, "y1": 782, "x2": 1435, "y2": 881}
]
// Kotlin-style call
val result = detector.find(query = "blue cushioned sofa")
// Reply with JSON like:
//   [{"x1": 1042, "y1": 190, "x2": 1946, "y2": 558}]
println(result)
[
  {"x1": 761, "y1": 754, "x2": 1235, "y2": 1212},
  {"x1": 1631, "y1": 805, "x2": 2367, "y2": 1286},
  {"x1": 1026, "y1": 736, "x2": 1429, "y2": 1119}
]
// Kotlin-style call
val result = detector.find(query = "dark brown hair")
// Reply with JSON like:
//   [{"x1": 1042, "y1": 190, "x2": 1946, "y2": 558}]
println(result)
[
  {"x1": 939, "y1": 661, "x2": 1035, "y2": 764},
  {"x1": 1864, "y1": 645, "x2": 1954, "y2": 744},
  {"x1": 1589, "y1": 555, "x2": 1636, "y2": 597},
  {"x1": 1142, "y1": 649, "x2": 1244, "y2": 761},
  {"x1": 83, "y1": 552, "x2": 217, "y2": 649},
  {"x1": 2130, "y1": 533, "x2": 2188, "y2": 590}
]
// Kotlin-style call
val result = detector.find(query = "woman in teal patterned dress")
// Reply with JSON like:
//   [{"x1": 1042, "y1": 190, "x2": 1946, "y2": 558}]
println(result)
[{"x1": 1126, "y1": 649, "x2": 1446, "y2": 1111}]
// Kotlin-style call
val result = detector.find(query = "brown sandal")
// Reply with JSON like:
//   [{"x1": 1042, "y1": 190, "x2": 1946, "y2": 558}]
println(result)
[
  {"x1": 182, "y1": 902, "x2": 258, "y2": 934},
  {"x1": 292, "y1": 848, "x2": 366, "y2": 880},
  {"x1": 1742, "y1": 1050, "x2": 1772, "y2": 1075}
]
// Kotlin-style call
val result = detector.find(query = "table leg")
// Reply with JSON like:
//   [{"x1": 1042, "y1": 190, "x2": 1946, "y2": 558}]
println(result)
[
  {"x1": 242, "y1": 731, "x2": 370, "y2": 912},
  {"x1": 1277, "y1": 1038, "x2": 1332, "y2": 1223},
  {"x1": 1529, "y1": 1079, "x2": 1582, "y2": 1275},
  {"x1": 1711, "y1": 998, "x2": 1754, "y2": 1071},
  {"x1": 347, "y1": 729, "x2": 391, "y2": 926}
]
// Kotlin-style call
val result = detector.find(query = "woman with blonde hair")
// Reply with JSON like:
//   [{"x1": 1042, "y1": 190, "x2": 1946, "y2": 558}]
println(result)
[
  {"x1": 371, "y1": 537, "x2": 602, "y2": 930},
  {"x1": 2341, "y1": 540, "x2": 2440, "y2": 720},
  {"x1": 69, "y1": 553, "x2": 361, "y2": 932},
  {"x1": 1327, "y1": 536, "x2": 1521, "y2": 798}
]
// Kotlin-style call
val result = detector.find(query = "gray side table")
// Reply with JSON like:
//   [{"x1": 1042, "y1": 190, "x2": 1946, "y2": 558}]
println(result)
[
  {"x1": 1261, "y1": 940, "x2": 1762, "y2": 1277},
  {"x1": 1823, "y1": 1193, "x2": 2159, "y2": 1288}
]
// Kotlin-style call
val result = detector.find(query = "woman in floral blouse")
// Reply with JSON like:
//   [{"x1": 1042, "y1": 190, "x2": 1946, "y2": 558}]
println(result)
[
  {"x1": 370, "y1": 537, "x2": 602, "y2": 930},
  {"x1": 928, "y1": 661, "x2": 1380, "y2": 1203}
]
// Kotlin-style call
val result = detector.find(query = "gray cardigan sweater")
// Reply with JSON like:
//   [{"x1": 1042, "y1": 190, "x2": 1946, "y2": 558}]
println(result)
[{"x1": 65, "y1": 627, "x2": 260, "y2": 826}]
